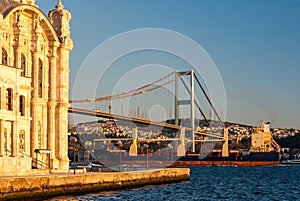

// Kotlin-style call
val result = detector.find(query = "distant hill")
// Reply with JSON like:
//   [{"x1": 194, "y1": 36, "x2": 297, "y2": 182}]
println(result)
[
  {"x1": 68, "y1": 119, "x2": 300, "y2": 154},
  {"x1": 277, "y1": 134, "x2": 300, "y2": 150}
]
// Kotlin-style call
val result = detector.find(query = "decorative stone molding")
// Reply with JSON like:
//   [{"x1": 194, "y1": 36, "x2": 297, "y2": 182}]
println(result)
[{"x1": 14, "y1": 0, "x2": 36, "y2": 5}]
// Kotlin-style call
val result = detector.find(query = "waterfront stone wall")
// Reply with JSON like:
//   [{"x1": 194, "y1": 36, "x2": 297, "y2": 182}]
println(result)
[
  {"x1": 0, "y1": 168, "x2": 190, "y2": 200},
  {"x1": 0, "y1": 157, "x2": 32, "y2": 176}
]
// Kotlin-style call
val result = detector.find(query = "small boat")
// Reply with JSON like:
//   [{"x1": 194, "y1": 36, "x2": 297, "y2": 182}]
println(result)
[
  {"x1": 69, "y1": 162, "x2": 92, "y2": 169},
  {"x1": 280, "y1": 151, "x2": 300, "y2": 165},
  {"x1": 290, "y1": 159, "x2": 300, "y2": 164}
]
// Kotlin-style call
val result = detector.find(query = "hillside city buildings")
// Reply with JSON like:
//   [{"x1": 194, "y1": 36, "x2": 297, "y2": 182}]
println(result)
[
  {"x1": 0, "y1": 0, "x2": 73, "y2": 175},
  {"x1": 72, "y1": 120, "x2": 300, "y2": 154}
]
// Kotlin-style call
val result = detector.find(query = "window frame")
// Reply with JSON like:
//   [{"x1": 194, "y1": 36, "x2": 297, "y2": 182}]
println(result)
[
  {"x1": 19, "y1": 130, "x2": 25, "y2": 152},
  {"x1": 19, "y1": 95, "x2": 25, "y2": 116},
  {"x1": 4, "y1": 128, "x2": 7, "y2": 151},
  {"x1": 37, "y1": 121, "x2": 42, "y2": 149},
  {"x1": 38, "y1": 59, "x2": 43, "y2": 98},
  {"x1": 2, "y1": 48, "x2": 8, "y2": 66},
  {"x1": 6, "y1": 88, "x2": 13, "y2": 111},
  {"x1": 21, "y1": 53, "x2": 26, "y2": 76}
]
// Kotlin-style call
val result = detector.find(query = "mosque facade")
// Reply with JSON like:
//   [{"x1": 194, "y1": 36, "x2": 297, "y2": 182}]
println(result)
[{"x1": 0, "y1": 0, "x2": 73, "y2": 175}]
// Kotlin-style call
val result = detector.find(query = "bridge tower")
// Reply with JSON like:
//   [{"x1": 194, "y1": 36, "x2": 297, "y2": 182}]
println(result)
[{"x1": 174, "y1": 70, "x2": 196, "y2": 152}]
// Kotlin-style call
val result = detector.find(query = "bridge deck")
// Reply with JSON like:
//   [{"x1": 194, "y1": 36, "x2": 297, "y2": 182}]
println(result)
[{"x1": 69, "y1": 107, "x2": 224, "y2": 139}]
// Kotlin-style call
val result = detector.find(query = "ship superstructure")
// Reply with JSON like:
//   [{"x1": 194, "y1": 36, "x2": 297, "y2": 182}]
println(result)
[
  {"x1": 251, "y1": 121, "x2": 280, "y2": 153},
  {"x1": 174, "y1": 121, "x2": 281, "y2": 166}
]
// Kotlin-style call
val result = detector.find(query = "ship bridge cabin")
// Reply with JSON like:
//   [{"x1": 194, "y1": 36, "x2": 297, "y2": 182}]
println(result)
[{"x1": 251, "y1": 121, "x2": 280, "y2": 152}]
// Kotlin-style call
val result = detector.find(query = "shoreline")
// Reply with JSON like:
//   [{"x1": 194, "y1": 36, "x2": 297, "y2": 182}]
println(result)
[{"x1": 0, "y1": 168, "x2": 190, "y2": 201}]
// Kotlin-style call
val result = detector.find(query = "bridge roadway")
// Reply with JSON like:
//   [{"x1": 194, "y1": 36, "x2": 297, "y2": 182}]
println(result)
[
  {"x1": 68, "y1": 107, "x2": 224, "y2": 139},
  {"x1": 93, "y1": 138, "x2": 222, "y2": 142}
]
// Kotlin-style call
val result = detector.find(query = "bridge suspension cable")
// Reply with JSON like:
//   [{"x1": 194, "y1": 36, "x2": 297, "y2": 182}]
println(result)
[
  {"x1": 179, "y1": 76, "x2": 209, "y2": 124},
  {"x1": 194, "y1": 74, "x2": 224, "y2": 127},
  {"x1": 69, "y1": 70, "x2": 191, "y2": 103}
]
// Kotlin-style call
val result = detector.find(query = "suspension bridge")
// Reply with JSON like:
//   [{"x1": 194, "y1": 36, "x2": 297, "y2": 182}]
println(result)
[{"x1": 68, "y1": 69, "x2": 228, "y2": 157}]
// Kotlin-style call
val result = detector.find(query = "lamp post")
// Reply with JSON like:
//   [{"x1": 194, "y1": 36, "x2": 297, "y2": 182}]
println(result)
[
  {"x1": 168, "y1": 144, "x2": 174, "y2": 163},
  {"x1": 118, "y1": 140, "x2": 123, "y2": 172},
  {"x1": 70, "y1": 136, "x2": 77, "y2": 175},
  {"x1": 143, "y1": 144, "x2": 149, "y2": 170},
  {"x1": 169, "y1": 144, "x2": 174, "y2": 165}
]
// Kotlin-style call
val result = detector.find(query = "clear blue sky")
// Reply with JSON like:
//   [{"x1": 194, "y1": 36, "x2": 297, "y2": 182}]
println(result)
[{"x1": 36, "y1": 0, "x2": 300, "y2": 129}]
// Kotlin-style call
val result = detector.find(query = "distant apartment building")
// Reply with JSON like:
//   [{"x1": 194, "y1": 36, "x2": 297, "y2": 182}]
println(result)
[{"x1": 0, "y1": 0, "x2": 73, "y2": 175}]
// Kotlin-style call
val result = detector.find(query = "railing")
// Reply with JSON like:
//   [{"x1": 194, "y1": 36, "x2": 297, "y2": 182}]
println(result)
[
  {"x1": 5, "y1": 148, "x2": 9, "y2": 156},
  {"x1": 19, "y1": 151, "x2": 52, "y2": 170},
  {"x1": 3, "y1": 149, "x2": 50, "y2": 169}
]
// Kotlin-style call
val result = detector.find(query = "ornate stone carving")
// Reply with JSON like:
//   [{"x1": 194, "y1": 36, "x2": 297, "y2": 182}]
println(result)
[
  {"x1": 0, "y1": 14, "x2": 3, "y2": 26},
  {"x1": 49, "y1": 1, "x2": 71, "y2": 39},
  {"x1": 15, "y1": 0, "x2": 36, "y2": 5},
  {"x1": 27, "y1": 0, "x2": 36, "y2": 4},
  {"x1": 14, "y1": 12, "x2": 23, "y2": 29},
  {"x1": 34, "y1": 16, "x2": 42, "y2": 35}
]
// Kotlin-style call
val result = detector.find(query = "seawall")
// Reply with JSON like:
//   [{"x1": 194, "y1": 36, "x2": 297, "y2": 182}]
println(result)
[{"x1": 0, "y1": 168, "x2": 190, "y2": 200}]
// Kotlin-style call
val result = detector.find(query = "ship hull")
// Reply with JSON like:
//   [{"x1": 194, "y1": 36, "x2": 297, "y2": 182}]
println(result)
[
  {"x1": 173, "y1": 152, "x2": 280, "y2": 166},
  {"x1": 92, "y1": 152, "x2": 280, "y2": 169}
]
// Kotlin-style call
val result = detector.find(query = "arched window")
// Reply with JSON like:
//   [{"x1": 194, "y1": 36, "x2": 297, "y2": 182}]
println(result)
[
  {"x1": 6, "y1": 88, "x2": 13, "y2": 110},
  {"x1": 19, "y1": 130, "x2": 25, "y2": 152},
  {"x1": 38, "y1": 59, "x2": 43, "y2": 98},
  {"x1": 3, "y1": 128, "x2": 7, "y2": 154},
  {"x1": 21, "y1": 53, "x2": 26, "y2": 76},
  {"x1": 2, "y1": 48, "x2": 8, "y2": 66},
  {"x1": 19, "y1": 95, "x2": 25, "y2": 116},
  {"x1": 37, "y1": 121, "x2": 41, "y2": 148}
]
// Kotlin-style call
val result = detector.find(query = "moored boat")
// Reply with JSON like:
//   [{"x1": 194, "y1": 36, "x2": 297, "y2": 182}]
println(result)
[{"x1": 280, "y1": 151, "x2": 300, "y2": 165}]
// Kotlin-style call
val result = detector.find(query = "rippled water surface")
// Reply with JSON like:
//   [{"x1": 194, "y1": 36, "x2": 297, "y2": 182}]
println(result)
[{"x1": 55, "y1": 165, "x2": 300, "y2": 201}]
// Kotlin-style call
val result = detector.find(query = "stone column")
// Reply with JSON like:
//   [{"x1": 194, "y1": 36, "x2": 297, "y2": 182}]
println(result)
[
  {"x1": 56, "y1": 45, "x2": 71, "y2": 170},
  {"x1": 47, "y1": 103, "x2": 56, "y2": 153},
  {"x1": 30, "y1": 105, "x2": 38, "y2": 158},
  {"x1": 13, "y1": 45, "x2": 21, "y2": 69},
  {"x1": 0, "y1": 87, "x2": 3, "y2": 111},
  {"x1": 31, "y1": 50, "x2": 39, "y2": 98},
  {"x1": 11, "y1": 121, "x2": 17, "y2": 157},
  {"x1": 56, "y1": 104, "x2": 69, "y2": 170},
  {"x1": 30, "y1": 50, "x2": 39, "y2": 158},
  {"x1": 13, "y1": 45, "x2": 21, "y2": 158},
  {"x1": 47, "y1": 100, "x2": 56, "y2": 167},
  {"x1": 48, "y1": 45, "x2": 58, "y2": 101},
  {"x1": 0, "y1": 120, "x2": 4, "y2": 156},
  {"x1": 49, "y1": 2, "x2": 74, "y2": 170},
  {"x1": 0, "y1": 35, "x2": 2, "y2": 64},
  {"x1": 47, "y1": 45, "x2": 58, "y2": 168}
]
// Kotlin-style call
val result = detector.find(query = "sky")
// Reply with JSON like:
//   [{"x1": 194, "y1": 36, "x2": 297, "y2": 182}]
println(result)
[{"x1": 36, "y1": 0, "x2": 300, "y2": 129}]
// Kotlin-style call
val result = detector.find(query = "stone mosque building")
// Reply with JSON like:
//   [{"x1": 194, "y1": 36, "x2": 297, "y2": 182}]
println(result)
[{"x1": 0, "y1": 0, "x2": 73, "y2": 175}]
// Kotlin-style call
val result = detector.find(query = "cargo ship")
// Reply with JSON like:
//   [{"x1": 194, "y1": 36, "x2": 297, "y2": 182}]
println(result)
[
  {"x1": 173, "y1": 121, "x2": 281, "y2": 166},
  {"x1": 173, "y1": 151, "x2": 280, "y2": 166},
  {"x1": 76, "y1": 121, "x2": 281, "y2": 170}
]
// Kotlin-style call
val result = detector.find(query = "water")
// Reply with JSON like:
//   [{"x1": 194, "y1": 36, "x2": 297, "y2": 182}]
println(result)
[{"x1": 55, "y1": 165, "x2": 300, "y2": 201}]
